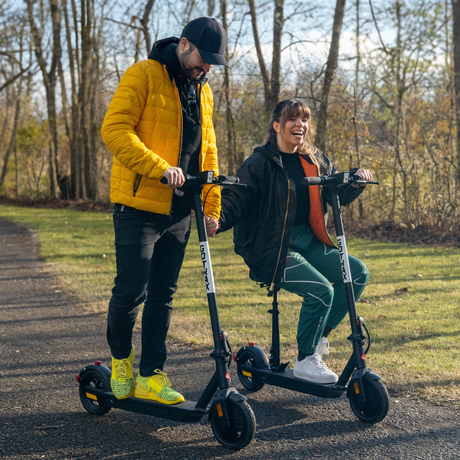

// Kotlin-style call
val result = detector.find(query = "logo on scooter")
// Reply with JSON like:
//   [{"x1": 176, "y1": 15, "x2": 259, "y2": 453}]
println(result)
[
  {"x1": 200, "y1": 242, "x2": 215, "y2": 294},
  {"x1": 337, "y1": 236, "x2": 351, "y2": 283}
]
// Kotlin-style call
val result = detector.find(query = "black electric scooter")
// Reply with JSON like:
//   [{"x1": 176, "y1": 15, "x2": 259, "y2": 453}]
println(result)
[
  {"x1": 235, "y1": 172, "x2": 389, "y2": 424},
  {"x1": 77, "y1": 172, "x2": 256, "y2": 450}
]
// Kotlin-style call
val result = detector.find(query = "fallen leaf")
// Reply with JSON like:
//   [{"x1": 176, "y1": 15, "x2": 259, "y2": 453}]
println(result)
[
  {"x1": 395, "y1": 261, "x2": 400, "y2": 265},
  {"x1": 413, "y1": 273, "x2": 423, "y2": 278},
  {"x1": 357, "y1": 298, "x2": 370, "y2": 303},
  {"x1": 420, "y1": 297, "x2": 430, "y2": 302},
  {"x1": 378, "y1": 314, "x2": 387, "y2": 318},
  {"x1": 395, "y1": 287, "x2": 409, "y2": 293}
]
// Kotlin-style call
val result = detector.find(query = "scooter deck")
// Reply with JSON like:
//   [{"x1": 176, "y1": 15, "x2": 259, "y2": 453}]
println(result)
[
  {"x1": 83, "y1": 385, "x2": 208, "y2": 422},
  {"x1": 241, "y1": 365, "x2": 347, "y2": 398}
]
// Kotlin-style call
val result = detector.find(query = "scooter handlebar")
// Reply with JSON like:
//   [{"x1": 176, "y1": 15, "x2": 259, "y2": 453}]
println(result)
[
  {"x1": 302, "y1": 172, "x2": 379, "y2": 187},
  {"x1": 160, "y1": 171, "x2": 244, "y2": 187}
]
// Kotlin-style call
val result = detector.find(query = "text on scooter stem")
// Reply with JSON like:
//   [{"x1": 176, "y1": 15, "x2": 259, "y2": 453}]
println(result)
[
  {"x1": 337, "y1": 236, "x2": 352, "y2": 284},
  {"x1": 200, "y1": 242, "x2": 216, "y2": 294}
]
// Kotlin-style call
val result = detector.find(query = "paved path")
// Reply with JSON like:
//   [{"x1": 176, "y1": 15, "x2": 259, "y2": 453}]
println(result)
[{"x1": 0, "y1": 216, "x2": 459, "y2": 459}]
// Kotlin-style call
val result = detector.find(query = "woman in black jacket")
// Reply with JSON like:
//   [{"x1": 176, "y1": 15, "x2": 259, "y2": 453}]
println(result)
[{"x1": 219, "y1": 99, "x2": 372, "y2": 384}]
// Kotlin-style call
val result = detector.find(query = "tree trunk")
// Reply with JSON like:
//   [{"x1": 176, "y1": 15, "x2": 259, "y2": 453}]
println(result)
[
  {"x1": 452, "y1": 0, "x2": 460, "y2": 183},
  {"x1": 25, "y1": 0, "x2": 62, "y2": 198},
  {"x1": 0, "y1": 93, "x2": 21, "y2": 187},
  {"x1": 141, "y1": 0, "x2": 156, "y2": 55},
  {"x1": 247, "y1": 0, "x2": 271, "y2": 113},
  {"x1": 354, "y1": 0, "x2": 363, "y2": 219},
  {"x1": 79, "y1": 0, "x2": 95, "y2": 200},
  {"x1": 207, "y1": 0, "x2": 215, "y2": 16},
  {"x1": 315, "y1": 0, "x2": 346, "y2": 155},
  {"x1": 269, "y1": 0, "x2": 284, "y2": 113},
  {"x1": 0, "y1": 86, "x2": 11, "y2": 152},
  {"x1": 221, "y1": 0, "x2": 235, "y2": 174},
  {"x1": 14, "y1": 146, "x2": 18, "y2": 197},
  {"x1": 62, "y1": 0, "x2": 79, "y2": 199}
]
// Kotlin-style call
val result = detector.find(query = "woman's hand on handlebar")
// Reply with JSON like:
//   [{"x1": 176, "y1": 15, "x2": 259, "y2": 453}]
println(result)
[
  {"x1": 353, "y1": 169, "x2": 373, "y2": 188},
  {"x1": 162, "y1": 167, "x2": 185, "y2": 188},
  {"x1": 205, "y1": 216, "x2": 219, "y2": 238}
]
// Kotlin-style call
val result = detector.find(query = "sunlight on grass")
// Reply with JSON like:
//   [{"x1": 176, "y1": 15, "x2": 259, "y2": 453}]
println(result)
[{"x1": 1, "y1": 204, "x2": 459, "y2": 405}]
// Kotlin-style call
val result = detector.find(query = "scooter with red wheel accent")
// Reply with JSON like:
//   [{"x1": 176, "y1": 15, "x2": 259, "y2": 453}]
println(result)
[
  {"x1": 235, "y1": 172, "x2": 389, "y2": 424},
  {"x1": 76, "y1": 172, "x2": 256, "y2": 450}
]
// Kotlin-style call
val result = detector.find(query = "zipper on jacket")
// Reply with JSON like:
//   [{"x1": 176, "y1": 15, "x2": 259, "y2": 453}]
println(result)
[
  {"x1": 168, "y1": 77, "x2": 184, "y2": 214},
  {"x1": 133, "y1": 173, "x2": 142, "y2": 196},
  {"x1": 269, "y1": 179, "x2": 291, "y2": 292}
]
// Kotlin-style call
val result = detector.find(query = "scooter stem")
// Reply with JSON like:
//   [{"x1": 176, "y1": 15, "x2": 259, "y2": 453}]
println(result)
[
  {"x1": 191, "y1": 191, "x2": 231, "y2": 390},
  {"x1": 328, "y1": 188, "x2": 367, "y2": 371}
]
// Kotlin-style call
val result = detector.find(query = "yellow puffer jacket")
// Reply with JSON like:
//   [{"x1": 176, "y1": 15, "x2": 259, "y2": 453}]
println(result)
[{"x1": 101, "y1": 59, "x2": 221, "y2": 218}]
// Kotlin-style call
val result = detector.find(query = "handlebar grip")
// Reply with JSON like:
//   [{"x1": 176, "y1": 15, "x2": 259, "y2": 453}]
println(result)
[
  {"x1": 160, "y1": 177, "x2": 168, "y2": 185},
  {"x1": 220, "y1": 175, "x2": 239, "y2": 184},
  {"x1": 301, "y1": 177, "x2": 323, "y2": 186}
]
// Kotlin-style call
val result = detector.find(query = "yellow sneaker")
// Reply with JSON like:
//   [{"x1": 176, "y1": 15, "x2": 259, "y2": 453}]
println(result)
[
  {"x1": 111, "y1": 346, "x2": 135, "y2": 399},
  {"x1": 134, "y1": 369, "x2": 185, "y2": 405}
]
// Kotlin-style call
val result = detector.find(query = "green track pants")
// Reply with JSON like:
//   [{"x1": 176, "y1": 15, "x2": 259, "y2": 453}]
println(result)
[{"x1": 275, "y1": 224, "x2": 369, "y2": 355}]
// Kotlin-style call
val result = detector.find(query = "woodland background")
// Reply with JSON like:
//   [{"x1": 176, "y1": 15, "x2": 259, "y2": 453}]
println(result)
[{"x1": 0, "y1": 0, "x2": 459, "y2": 232}]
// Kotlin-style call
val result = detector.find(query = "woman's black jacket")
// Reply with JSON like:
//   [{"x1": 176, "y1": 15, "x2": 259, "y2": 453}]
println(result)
[{"x1": 219, "y1": 138, "x2": 365, "y2": 288}]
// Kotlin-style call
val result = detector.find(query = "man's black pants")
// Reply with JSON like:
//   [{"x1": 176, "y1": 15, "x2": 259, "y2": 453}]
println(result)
[{"x1": 107, "y1": 203, "x2": 191, "y2": 376}]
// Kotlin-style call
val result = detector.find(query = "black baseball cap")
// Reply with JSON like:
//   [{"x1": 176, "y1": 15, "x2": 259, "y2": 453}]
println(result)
[{"x1": 181, "y1": 17, "x2": 228, "y2": 67}]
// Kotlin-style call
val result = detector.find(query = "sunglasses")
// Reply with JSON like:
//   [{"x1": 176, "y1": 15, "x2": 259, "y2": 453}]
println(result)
[{"x1": 184, "y1": 83, "x2": 197, "y2": 116}]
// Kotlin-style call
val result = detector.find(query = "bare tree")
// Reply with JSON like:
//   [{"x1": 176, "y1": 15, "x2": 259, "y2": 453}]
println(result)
[
  {"x1": 452, "y1": 0, "x2": 460, "y2": 182},
  {"x1": 221, "y1": 0, "x2": 236, "y2": 174},
  {"x1": 25, "y1": 0, "x2": 62, "y2": 198},
  {"x1": 248, "y1": 0, "x2": 284, "y2": 115},
  {"x1": 315, "y1": 0, "x2": 346, "y2": 155},
  {"x1": 140, "y1": 0, "x2": 156, "y2": 55},
  {"x1": 0, "y1": 86, "x2": 21, "y2": 187}
]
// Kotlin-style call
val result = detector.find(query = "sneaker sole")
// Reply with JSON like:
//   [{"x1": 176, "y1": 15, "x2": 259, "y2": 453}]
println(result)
[{"x1": 293, "y1": 370, "x2": 338, "y2": 385}]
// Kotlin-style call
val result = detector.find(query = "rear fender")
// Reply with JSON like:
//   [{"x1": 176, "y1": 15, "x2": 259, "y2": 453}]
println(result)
[{"x1": 236, "y1": 345, "x2": 269, "y2": 368}]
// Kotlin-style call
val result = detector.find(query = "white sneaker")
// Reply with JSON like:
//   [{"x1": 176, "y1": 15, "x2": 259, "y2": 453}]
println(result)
[
  {"x1": 293, "y1": 354, "x2": 338, "y2": 384},
  {"x1": 315, "y1": 337, "x2": 330, "y2": 358}
]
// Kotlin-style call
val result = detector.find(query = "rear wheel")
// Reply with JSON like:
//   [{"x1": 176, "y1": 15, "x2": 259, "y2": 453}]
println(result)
[
  {"x1": 79, "y1": 368, "x2": 111, "y2": 416},
  {"x1": 210, "y1": 399, "x2": 256, "y2": 450},
  {"x1": 349, "y1": 378, "x2": 389, "y2": 424},
  {"x1": 237, "y1": 350, "x2": 265, "y2": 392}
]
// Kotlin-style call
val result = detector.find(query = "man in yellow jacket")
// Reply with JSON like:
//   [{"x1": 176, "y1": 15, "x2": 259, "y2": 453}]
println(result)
[{"x1": 101, "y1": 17, "x2": 227, "y2": 404}]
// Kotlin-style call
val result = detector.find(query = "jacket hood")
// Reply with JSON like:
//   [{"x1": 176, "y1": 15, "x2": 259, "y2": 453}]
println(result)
[
  {"x1": 148, "y1": 37, "x2": 179, "y2": 65},
  {"x1": 254, "y1": 138, "x2": 282, "y2": 167}
]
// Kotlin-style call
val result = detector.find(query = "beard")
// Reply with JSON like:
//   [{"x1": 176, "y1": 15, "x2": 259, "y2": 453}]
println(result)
[{"x1": 178, "y1": 47, "x2": 206, "y2": 82}]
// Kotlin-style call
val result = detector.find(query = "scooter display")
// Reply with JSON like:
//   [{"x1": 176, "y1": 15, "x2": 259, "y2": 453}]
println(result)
[
  {"x1": 77, "y1": 172, "x2": 256, "y2": 450},
  {"x1": 235, "y1": 172, "x2": 389, "y2": 424}
]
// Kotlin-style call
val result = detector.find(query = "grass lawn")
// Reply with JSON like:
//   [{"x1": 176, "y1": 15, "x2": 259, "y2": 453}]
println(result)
[{"x1": 1, "y1": 204, "x2": 459, "y2": 405}]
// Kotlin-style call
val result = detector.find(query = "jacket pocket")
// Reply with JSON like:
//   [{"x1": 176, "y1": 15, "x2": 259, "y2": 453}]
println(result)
[{"x1": 133, "y1": 173, "x2": 142, "y2": 196}]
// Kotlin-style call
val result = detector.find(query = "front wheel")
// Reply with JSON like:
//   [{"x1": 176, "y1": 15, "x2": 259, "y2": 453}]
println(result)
[
  {"x1": 79, "y1": 368, "x2": 111, "y2": 416},
  {"x1": 210, "y1": 399, "x2": 256, "y2": 450},
  {"x1": 349, "y1": 378, "x2": 389, "y2": 424}
]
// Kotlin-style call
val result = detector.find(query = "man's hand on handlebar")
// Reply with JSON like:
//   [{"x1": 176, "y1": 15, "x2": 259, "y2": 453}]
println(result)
[
  {"x1": 205, "y1": 216, "x2": 219, "y2": 238},
  {"x1": 353, "y1": 169, "x2": 373, "y2": 188},
  {"x1": 162, "y1": 167, "x2": 185, "y2": 188}
]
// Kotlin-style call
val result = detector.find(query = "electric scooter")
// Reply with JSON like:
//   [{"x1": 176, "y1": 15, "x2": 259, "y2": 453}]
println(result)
[
  {"x1": 235, "y1": 172, "x2": 390, "y2": 424},
  {"x1": 77, "y1": 172, "x2": 256, "y2": 450}
]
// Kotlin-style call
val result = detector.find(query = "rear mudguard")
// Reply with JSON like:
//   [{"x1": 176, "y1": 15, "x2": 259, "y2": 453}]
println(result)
[
  {"x1": 236, "y1": 345, "x2": 269, "y2": 368},
  {"x1": 78, "y1": 363, "x2": 112, "y2": 386}
]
